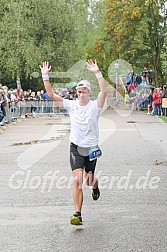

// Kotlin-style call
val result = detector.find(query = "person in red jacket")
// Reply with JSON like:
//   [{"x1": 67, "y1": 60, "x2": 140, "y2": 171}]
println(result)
[{"x1": 152, "y1": 88, "x2": 161, "y2": 116}]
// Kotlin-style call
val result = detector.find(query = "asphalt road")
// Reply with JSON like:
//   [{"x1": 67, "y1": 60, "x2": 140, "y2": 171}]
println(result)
[{"x1": 0, "y1": 110, "x2": 167, "y2": 252}]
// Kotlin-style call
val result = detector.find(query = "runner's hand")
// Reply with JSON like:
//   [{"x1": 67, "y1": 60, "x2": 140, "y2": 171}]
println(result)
[
  {"x1": 39, "y1": 61, "x2": 51, "y2": 75},
  {"x1": 86, "y1": 59, "x2": 100, "y2": 73}
]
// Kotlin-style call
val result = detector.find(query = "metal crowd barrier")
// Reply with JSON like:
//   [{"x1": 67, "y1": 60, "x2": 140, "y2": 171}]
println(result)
[
  {"x1": 2, "y1": 100, "x2": 67, "y2": 124},
  {"x1": 1, "y1": 95, "x2": 110, "y2": 124},
  {"x1": 2, "y1": 97, "x2": 166, "y2": 125}
]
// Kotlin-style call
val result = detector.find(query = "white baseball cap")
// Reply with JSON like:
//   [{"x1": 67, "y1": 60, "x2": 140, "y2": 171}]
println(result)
[{"x1": 76, "y1": 80, "x2": 91, "y2": 91}]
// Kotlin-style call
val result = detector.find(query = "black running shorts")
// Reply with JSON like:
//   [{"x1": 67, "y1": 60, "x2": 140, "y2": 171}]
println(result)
[{"x1": 70, "y1": 143, "x2": 97, "y2": 173}]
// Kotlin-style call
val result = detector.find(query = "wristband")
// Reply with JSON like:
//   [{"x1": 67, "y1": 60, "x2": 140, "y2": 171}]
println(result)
[
  {"x1": 95, "y1": 71, "x2": 103, "y2": 79},
  {"x1": 42, "y1": 74, "x2": 49, "y2": 81}
]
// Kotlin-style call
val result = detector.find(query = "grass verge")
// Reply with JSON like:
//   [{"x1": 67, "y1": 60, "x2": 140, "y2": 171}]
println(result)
[{"x1": 160, "y1": 116, "x2": 167, "y2": 123}]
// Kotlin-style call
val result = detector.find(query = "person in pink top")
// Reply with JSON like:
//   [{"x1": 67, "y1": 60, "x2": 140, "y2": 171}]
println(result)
[{"x1": 128, "y1": 82, "x2": 135, "y2": 93}]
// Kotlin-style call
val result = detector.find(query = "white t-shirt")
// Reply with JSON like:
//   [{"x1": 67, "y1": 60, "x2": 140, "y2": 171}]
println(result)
[{"x1": 63, "y1": 99, "x2": 101, "y2": 147}]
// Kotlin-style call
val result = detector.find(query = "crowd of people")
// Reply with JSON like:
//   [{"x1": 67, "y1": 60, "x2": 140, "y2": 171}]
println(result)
[
  {"x1": 124, "y1": 84, "x2": 167, "y2": 116},
  {"x1": 0, "y1": 83, "x2": 77, "y2": 123},
  {"x1": 1, "y1": 67, "x2": 167, "y2": 124},
  {"x1": 124, "y1": 68, "x2": 167, "y2": 116}
]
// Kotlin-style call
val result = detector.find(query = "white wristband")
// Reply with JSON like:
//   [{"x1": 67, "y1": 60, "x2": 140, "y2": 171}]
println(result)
[
  {"x1": 42, "y1": 74, "x2": 49, "y2": 81},
  {"x1": 95, "y1": 71, "x2": 103, "y2": 79}
]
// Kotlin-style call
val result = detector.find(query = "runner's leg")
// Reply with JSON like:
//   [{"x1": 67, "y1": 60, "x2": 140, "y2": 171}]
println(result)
[{"x1": 72, "y1": 168, "x2": 83, "y2": 213}]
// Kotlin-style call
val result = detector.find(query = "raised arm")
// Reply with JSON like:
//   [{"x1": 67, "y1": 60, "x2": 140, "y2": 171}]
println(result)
[
  {"x1": 39, "y1": 61, "x2": 63, "y2": 107},
  {"x1": 86, "y1": 59, "x2": 107, "y2": 109}
]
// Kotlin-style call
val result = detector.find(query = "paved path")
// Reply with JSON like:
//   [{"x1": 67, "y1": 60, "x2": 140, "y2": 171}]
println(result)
[{"x1": 0, "y1": 110, "x2": 167, "y2": 252}]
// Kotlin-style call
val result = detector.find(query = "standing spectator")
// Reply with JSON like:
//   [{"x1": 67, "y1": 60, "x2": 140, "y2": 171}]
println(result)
[
  {"x1": 129, "y1": 90, "x2": 136, "y2": 111},
  {"x1": 124, "y1": 91, "x2": 129, "y2": 109},
  {"x1": 15, "y1": 89, "x2": 24, "y2": 116},
  {"x1": 128, "y1": 82, "x2": 135, "y2": 93},
  {"x1": 147, "y1": 90, "x2": 153, "y2": 114},
  {"x1": 139, "y1": 90, "x2": 147, "y2": 110},
  {"x1": 10, "y1": 90, "x2": 18, "y2": 114},
  {"x1": 141, "y1": 78, "x2": 147, "y2": 87},
  {"x1": 43, "y1": 91, "x2": 52, "y2": 113},
  {"x1": 161, "y1": 85, "x2": 167, "y2": 116},
  {"x1": 0, "y1": 89, "x2": 7, "y2": 123},
  {"x1": 30, "y1": 91, "x2": 37, "y2": 115},
  {"x1": 36, "y1": 91, "x2": 42, "y2": 113},
  {"x1": 152, "y1": 88, "x2": 161, "y2": 116},
  {"x1": 126, "y1": 72, "x2": 132, "y2": 85},
  {"x1": 40, "y1": 90, "x2": 45, "y2": 113},
  {"x1": 142, "y1": 67, "x2": 149, "y2": 83},
  {"x1": 135, "y1": 74, "x2": 142, "y2": 87}
]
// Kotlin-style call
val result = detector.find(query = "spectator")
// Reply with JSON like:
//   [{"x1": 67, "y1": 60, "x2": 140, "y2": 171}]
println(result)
[
  {"x1": 161, "y1": 85, "x2": 167, "y2": 116},
  {"x1": 129, "y1": 90, "x2": 136, "y2": 111},
  {"x1": 126, "y1": 72, "x2": 132, "y2": 85},
  {"x1": 43, "y1": 92, "x2": 52, "y2": 113},
  {"x1": 124, "y1": 91, "x2": 129, "y2": 109},
  {"x1": 135, "y1": 74, "x2": 142, "y2": 87},
  {"x1": 30, "y1": 91, "x2": 37, "y2": 114},
  {"x1": 147, "y1": 90, "x2": 153, "y2": 115},
  {"x1": 152, "y1": 88, "x2": 161, "y2": 116},
  {"x1": 128, "y1": 82, "x2": 135, "y2": 93},
  {"x1": 0, "y1": 89, "x2": 7, "y2": 122},
  {"x1": 36, "y1": 91, "x2": 43, "y2": 113}
]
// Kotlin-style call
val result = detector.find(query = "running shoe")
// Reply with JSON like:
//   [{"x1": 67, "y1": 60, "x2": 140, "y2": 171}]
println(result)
[
  {"x1": 70, "y1": 214, "x2": 83, "y2": 225},
  {"x1": 92, "y1": 187, "x2": 100, "y2": 200}
]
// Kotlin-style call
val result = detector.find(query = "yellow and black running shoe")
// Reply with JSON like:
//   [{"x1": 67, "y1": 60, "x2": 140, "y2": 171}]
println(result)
[{"x1": 70, "y1": 214, "x2": 83, "y2": 225}]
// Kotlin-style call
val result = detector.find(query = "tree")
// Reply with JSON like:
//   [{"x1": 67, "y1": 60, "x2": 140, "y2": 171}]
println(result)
[
  {"x1": 0, "y1": 0, "x2": 80, "y2": 90},
  {"x1": 91, "y1": 0, "x2": 167, "y2": 85},
  {"x1": 145, "y1": 0, "x2": 167, "y2": 84}
]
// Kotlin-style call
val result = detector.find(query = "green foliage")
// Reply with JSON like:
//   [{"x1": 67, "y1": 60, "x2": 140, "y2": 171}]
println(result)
[
  {"x1": 0, "y1": 0, "x2": 81, "y2": 89},
  {"x1": 89, "y1": 0, "x2": 167, "y2": 85},
  {"x1": 1, "y1": 0, "x2": 167, "y2": 90}
]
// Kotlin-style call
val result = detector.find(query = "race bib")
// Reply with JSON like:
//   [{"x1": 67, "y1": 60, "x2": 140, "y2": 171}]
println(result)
[{"x1": 89, "y1": 147, "x2": 102, "y2": 161}]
